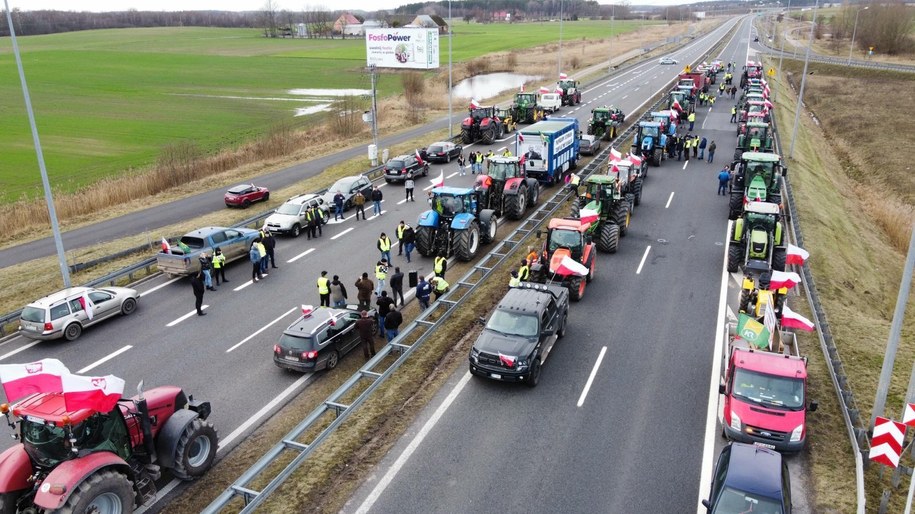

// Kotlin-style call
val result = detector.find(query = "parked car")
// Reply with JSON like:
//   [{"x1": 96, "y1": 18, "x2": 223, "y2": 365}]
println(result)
[
  {"x1": 274, "y1": 305, "x2": 377, "y2": 372},
  {"x1": 579, "y1": 134, "x2": 602, "y2": 156},
  {"x1": 658, "y1": 56, "x2": 679, "y2": 65},
  {"x1": 320, "y1": 175, "x2": 374, "y2": 211},
  {"x1": 19, "y1": 286, "x2": 139, "y2": 341},
  {"x1": 157, "y1": 226, "x2": 260, "y2": 276},
  {"x1": 702, "y1": 442, "x2": 792, "y2": 513},
  {"x1": 264, "y1": 193, "x2": 329, "y2": 236},
  {"x1": 424, "y1": 142, "x2": 463, "y2": 164},
  {"x1": 224, "y1": 183, "x2": 269, "y2": 208},
  {"x1": 383, "y1": 154, "x2": 429, "y2": 182}
]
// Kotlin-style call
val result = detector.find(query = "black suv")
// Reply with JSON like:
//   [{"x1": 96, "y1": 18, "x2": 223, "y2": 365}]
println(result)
[
  {"x1": 383, "y1": 154, "x2": 429, "y2": 183},
  {"x1": 469, "y1": 282, "x2": 569, "y2": 387},
  {"x1": 273, "y1": 305, "x2": 376, "y2": 373}
]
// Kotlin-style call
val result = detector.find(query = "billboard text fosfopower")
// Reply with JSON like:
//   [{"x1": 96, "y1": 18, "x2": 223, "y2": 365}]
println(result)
[{"x1": 366, "y1": 28, "x2": 440, "y2": 70}]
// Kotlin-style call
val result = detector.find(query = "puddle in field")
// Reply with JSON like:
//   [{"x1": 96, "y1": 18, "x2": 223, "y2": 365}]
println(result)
[
  {"x1": 451, "y1": 72, "x2": 542, "y2": 100},
  {"x1": 170, "y1": 88, "x2": 370, "y2": 117}
]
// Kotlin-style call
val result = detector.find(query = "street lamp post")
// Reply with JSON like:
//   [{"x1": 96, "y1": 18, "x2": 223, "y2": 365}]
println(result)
[
  {"x1": 608, "y1": 3, "x2": 615, "y2": 71},
  {"x1": 788, "y1": 0, "x2": 818, "y2": 159},
  {"x1": 558, "y1": 0, "x2": 564, "y2": 77},
  {"x1": 848, "y1": 6, "x2": 868, "y2": 65},
  {"x1": 448, "y1": 0, "x2": 453, "y2": 138},
  {"x1": 776, "y1": 0, "x2": 793, "y2": 103}
]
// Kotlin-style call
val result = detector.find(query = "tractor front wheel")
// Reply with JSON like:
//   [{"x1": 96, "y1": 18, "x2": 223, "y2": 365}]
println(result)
[
  {"x1": 728, "y1": 193, "x2": 743, "y2": 220},
  {"x1": 482, "y1": 125, "x2": 496, "y2": 145},
  {"x1": 415, "y1": 226, "x2": 435, "y2": 257},
  {"x1": 454, "y1": 222, "x2": 481, "y2": 261},
  {"x1": 569, "y1": 276, "x2": 586, "y2": 302},
  {"x1": 738, "y1": 288, "x2": 751, "y2": 314},
  {"x1": 598, "y1": 223, "x2": 620, "y2": 254},
  {"x1": 772, "y1": 247, "x2": 787, "y2": 272},
  {"x1": 570, "y1": 201, "x2": 580, "y2": 219},
  {"x1": 633, "y1": 179, "x2": 643, "y2": 206},
  {"x1": 727, "y1": 243, "x2": 744, "y2": 273},
  {"x1": 479, "y1": 211, "x2": 498, "y2": 244},
  {"x1": 59, "y1": 470, "x2": 134, "y2": 514},
  {"x1": 505, "y1": 189, "x2": 527, "y2": 220},
  {"x1": 172, "y1": 418, "x2": 218, "y2": 480}
]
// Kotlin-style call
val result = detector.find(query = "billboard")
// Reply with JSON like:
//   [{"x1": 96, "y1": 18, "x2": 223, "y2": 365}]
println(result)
[{"x1": 366, "y1": 28, "x2": 440, "y2": 70}]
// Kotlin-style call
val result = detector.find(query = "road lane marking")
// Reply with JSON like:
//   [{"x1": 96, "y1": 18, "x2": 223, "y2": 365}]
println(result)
[
  {"x1": 77, "y1": 345, "x2": 132, "y2": 374},
  {"x1": 621, "y1": 94, "x2": 629, "y2": 99},
  {"x1": 636, "y1": 246, "x2": 651, "y2": 275},
  {"x1": 227, "y1": 306, "x2": 298, "y2": 353},
  {"x1": 446, "y1": 171, "x2": 459, "y2": 179},
  {"x1": 356, "y1": 371, "x2": 472, "y2": 514},
  {"x1": 665, "y1": 191, "x2": 675, "y2": 208},
  {"x1": 0, "y1": 341, "x2": 41, "y2": 361},
  {"x1": 288, "y1": 248, "x2": 315, "y2": 263},
  {"x1": 331, "y1": 227, "x2": 355, "y2": 240},
  {"x1": 167, "y1": 306, "x2": 208, "y2": 327},
  {"x1": 682, "y1": 161, "x2": 689, "y2": 170},
  {"x1": 140, "y1": 276, "x2": 183, "y2": 297},
  {"x1": 577, "y1": 346, "x2": 607, "y2": 407}
]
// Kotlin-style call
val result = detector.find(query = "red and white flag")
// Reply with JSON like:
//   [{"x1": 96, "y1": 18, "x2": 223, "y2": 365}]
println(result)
[
  {"x1": 520, "y1": 83, "x2": 525, "y2": 93},
  {"x1": 579, "y1": 208, "x2": 599, "y2": 224},
  {"x1": 559, "y1": 72, "x2": 568, "y2": 80},
  {"x1": 327, "y1": 310, "x2": 336, "y2": 327},
  {"x1": 628, "y1": 154, "x2": 643, "y2": 166},
  {"x1": 764, "y1": 99, "x2": 774, "y2": 109},
  {"x1": 785, "y1": 244, "x2": 809, "y2": 266},
  {"x1": 161, "y1": 237, "x2": 171, "y2": 254},
  {"x1": 469, "y1": 99, "x2": 481, "y2": 109},
  {"x1": 499, "y1": 353, "x2": 516, "y2": 367},
  {"x1": 610, "y1": 147, "x2": 622, "y2": 161},
  {"x1": 0, "y1": 359, "x2": 70, "y2": 403},
  {"x1": 539, "y1": 86, "x2": 550, "y2": 94},
  {"x1": 78, "y1": 291, "x2": 95, "y2": 321},
  {"x1": 554, "y1": 87, "x2": 563, "y2": 94},
  {"x1": 518, "y1": 132, "x2": 524, "y2": 143},
  {"x1": 672, "y1": 99, "x2": 683, "y2": 112},
  {"x1": 302, "y1": 304, "x2": 314, "y2": 317},
  {"x1": 415, "y1": 148, "x2": 424, "y2": 164},
  {"x1": 61, "y1": 374, "x2": 125, "y2": 413},
  {"x1": 781, "y1": 304, "x2": 815, "y2": 331},
  {"x1": 768, "y1": 270, "x2": 800, "y2": 290},
  {"x1": 431, "y1": 170, "x2": 444, "y2": 188},
  {"x1": 555, "y1": 255, "x2": 589, "y2": 277}
]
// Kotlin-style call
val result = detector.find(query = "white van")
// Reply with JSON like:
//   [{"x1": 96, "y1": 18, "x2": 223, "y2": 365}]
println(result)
[{"x1": 539, "y1": 93, "x2": 562, "y2": 114}]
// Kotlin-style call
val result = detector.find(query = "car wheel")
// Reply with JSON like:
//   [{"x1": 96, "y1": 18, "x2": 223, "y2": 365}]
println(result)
[
  {"x1": 120, "y1": 298, "x2": 137, "y2": 316},
  {"x1": 292, "y1": 224, "x2": 301, "y2": 237},
  {"x1": 64, "y1": 323, "x2": 82, "y2": 341},
  {"x1": 242, "y1": 200, "x2": 251, "y2": 208},
  {"x1": 424, "y1": 165, "x2": 429, "y2": 177},
  {"x1": 326, "y1": 350, "x2": 340, "y2": 370},
  {"x1": 446, "y1": 154, "x2": 451, "y2": 163},
  {"x1": 263, "y1": 192, "x2": 270, "y2": 202},
  {"x1": 526, "y1": 358, "x2": 541, "y2": 388},
  {"x1": 385, "y1": 179, "x2": 392, "y2": 184}
]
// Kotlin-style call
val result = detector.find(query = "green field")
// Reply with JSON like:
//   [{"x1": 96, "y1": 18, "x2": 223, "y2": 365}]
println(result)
[{"x1": 0, "y1": 20, "x2": 645, "y2": 203}]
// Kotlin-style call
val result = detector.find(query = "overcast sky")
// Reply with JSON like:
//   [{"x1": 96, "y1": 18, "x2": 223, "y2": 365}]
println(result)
[{"x1": 10, "y1": 0, "x2": 690, "y2": 13}]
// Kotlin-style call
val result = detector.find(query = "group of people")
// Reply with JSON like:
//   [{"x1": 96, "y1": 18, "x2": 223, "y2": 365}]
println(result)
[
  {"x1": 190, "y1": 230, "x2": 278, "y2": 316},
  {"x1": 666, "y1": 134, "x2": 717, "y2": 163}
]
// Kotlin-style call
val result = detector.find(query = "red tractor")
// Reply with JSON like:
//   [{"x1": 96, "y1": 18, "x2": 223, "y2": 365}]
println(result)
[
  {"x1": 474, "y1": 156, "x2": 540, "y2": 220},
  {"x1": 529, "y1": 218, "x2": 597, "y2": 301},
  {"x1": 0, "y1": 384, "x2": 217, "y2": 513},
  {"x1": 460, "y1": 106, "x2": 506, "y2": 145}
]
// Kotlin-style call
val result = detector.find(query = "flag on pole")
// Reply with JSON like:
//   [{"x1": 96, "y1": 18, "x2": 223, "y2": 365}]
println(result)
[
  {"x1": 579, "y1": 208, "x2": 599, "y2": 224},
  {"x1": 0, "y1": 359, "x2": 70, "y2": 403},
  {"x1": 470, "y1": 99, "x2": 481, "y2": 109},
  {"x1": 610, "y1": 147, "x2": 622, "y2": 161},
  {"x1": 781, "y1": 304, "x2": 815, "y2": 331},
  {"x1": 61, "y1": 374, "x2": 125, "y2": 413},
  {"x1": 431, "y1": 170, "x2": 445, "y2": 188},
  {"x1": 785, "y1": 244, "x2": 809, "y2": 265},
  {"x1": 768, "y1": 270, "x2": 801, "y2": 290},
  {"x1": 161, "y1": 237, "x2": 171, "y2": 254},
  {"x1": 628, "y1": 154, "x2": 643, "y2": 167},
  {"x1": 672, "y1": 99, "x2": 683, "y2": 112},
  {"x1": 539, "y1": 86, "x2": 550, "y2": 94},
  {"x1": 736, "y1": 313, "x2": 771, "y2": 349},
  {"x1": 554, "y1": 87, "x2": 563, "y2": 94},
  {"x1": 763, "y1": 302, "x2": 778, "y2": 350},
  {"x1": 327, "y1": 310, "x2": 336, "y2": 327},
  {"x1": 520, "y1": 83, "x2": 525, "y2": 93},
  {"x1": 79, "y1": 291, "x2": 95, "y2": 321},
  {"x1": 518, "y1": 132, "x2": 524, "y2": 143},
  {"x1": 554, "y1": 256, "x2": 589, "y2": 277},
  {"x1": 559, "y1": 72, "x2": 568, "y2": 79},
  {"x1": 302, "y1": 304, "x2": 314, "y2": 318},
  {"x1": 540, "y1": 132, "x2": 550, "y2": 144},
  {"x1": 415, "y1": 148, "x2": 424, "y2": 165}
]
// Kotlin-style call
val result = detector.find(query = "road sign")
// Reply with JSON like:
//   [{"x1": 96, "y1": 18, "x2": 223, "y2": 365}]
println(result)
[
  {"x1": 684, "y1": 65, "x2": 691, "y2": 73},
  {"x1": 904, "y1": 403, "x2": 915, "y2": 426},
  {"x1": 869, "y1": 416, "x2": 906, "y2": 468},
  {"x1": 767, "y1": 68, "x2": 776, "y2": 77}
]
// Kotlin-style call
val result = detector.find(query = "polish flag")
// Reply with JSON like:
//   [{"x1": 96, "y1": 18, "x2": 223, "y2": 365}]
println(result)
[
  {"x1": 628, "y1": 154, "x2": 643, "y2": 167},
  {"x1": 768, "y1": 270, "x2": 800, "y2": 290},
  {"x1": 161, "y1": 237, "x2": 171, "y2": 254},
  {"x1": 672, "y1": 99, "x2": 683, "y2": 112},
  {"x1": 555, "y1": 255, "x2": 589, "y2": 277},
  {"x1": 327, "y1": 310, "x2": 336, "y2": 327},
  {"x1": 78, "y1": 291, "x2": 95, "y2": 321},
  {"x1": 302, "y1": 304, "x2": 314, "y2": 318},
  {"x1": 431, "y1": 170, "x2": 445, "y2": 188},
  {"x1": 579, "y1": 208, "x2": 599, "y2": 224},
  {"x1": 499, "y1": 353, "x2": 516, "y2": 367},
  {"x1": 61, "y1": 374, "x2": 125, "y2": 413},
  {"x1": 559, "y1": 72, "x2": 568, "y2": 80},
  {"x1": 539, "y1": 86, "x2": 550, "y2": 94},
  {"x1": 764, "y1": 99, "x2": 774, "y2": 109},
  {"x1": 518, "y1": 132, "x2": 524, "y2": 143},
  {"x1": 781, "y1": 304, "x2": 815, "y2": 332},
  {"x1": 0, "y1": 359, "x2": 70, "y2": 403},
  {"x1": 554, "y1": 87, "x2": 563, "y2": 94},
  {"x1": 469, "y1": 99, "x2": 481, "y2": 109},
  {"x1": 415, "y1": 148, "x2": 424, "y2": 165},
  {"x1": 610, "y1": 147, "x2": 622, "y2": 161},
  {"x1": 786, "y1": 244, "x2": 809, "y2": 266},
  {"x1": 520, "y1": 83, "x2": 525, "y2": 93}
]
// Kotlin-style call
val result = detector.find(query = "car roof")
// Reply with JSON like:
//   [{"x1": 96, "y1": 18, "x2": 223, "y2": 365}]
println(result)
[
  {"x1": 184, "y1": 226, "x2": 242, "y2": 238},
  {"x1": 721, "y1": 443, "x2": 785, "y2": 500},
  {"x1": 497, "y1": 285, "x2": 557, "y2": 315},
  {"x1": 429, "y1": 141, "x2": 451, "y2": 146},
  {"x1": 25, "y1": 287, "x2": 93, "y2": 308},
  {"x1": 283, "y1": 306, "x2": 360, "y2": 338},
  {"x1": 285, "y1": 194, "x2": 321, "y2": 205},
  {"x1": 227, "y1": 184, "x2": 254, "y2": 193},
  {"x1": 432, "y1": 186, "x2": 475, "y2": 196},
  {"x1": 390, "y1": 155, "x2": 411, "y2": 160},
  {"x1": 733, "y1": 348, "x2": 807, "y2": 379},
  {"x1": 581, "y1": 135, "x2": 596, "y2": 142},
  {"x1": 332, "y1": 176, "x2": 360, "y2": 188}
]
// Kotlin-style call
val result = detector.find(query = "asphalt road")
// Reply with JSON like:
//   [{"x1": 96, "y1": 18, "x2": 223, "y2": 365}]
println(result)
[
  {"x1": 0, "y1": 16, "x2": 746, "y2": 513},
  {"x1": 342, "y1": 16, "x2": 818, "y2": 514}
]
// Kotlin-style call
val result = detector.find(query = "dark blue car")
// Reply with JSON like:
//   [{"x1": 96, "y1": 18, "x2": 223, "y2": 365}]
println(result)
[{"x1": 702, "y1": 442, "x2": 791, "y2": 513}]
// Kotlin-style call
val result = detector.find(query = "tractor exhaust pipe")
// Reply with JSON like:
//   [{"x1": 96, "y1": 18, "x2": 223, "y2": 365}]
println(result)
[{"x1": 136, "y1": 381, "x2": 158, "y2": 464}]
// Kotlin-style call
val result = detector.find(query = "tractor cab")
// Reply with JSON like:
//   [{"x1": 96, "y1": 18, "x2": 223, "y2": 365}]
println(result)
[
  {"x1": 469, "y1": 107, "x2": 494, "y2": 122},
  {"x1": 487, "y1": 158, "x2": 523, "y2": 181},
  {"x1": 545, "y1": 218, "x2": 590, "y2": 266},
  {"x1": 514, "y1": 93, "x2": 538, "y2": 106},
  {"x1": 430, "y1": 188, "x2": 475, "y2": 217},
  {"x1": 669, "y1": 89, "x2": 692, "y2": 112},
  {"x1": 741, "y1": 122, "x2": 772, "y2": 153},
  {"x1": 650, "y1": 111, "x2": 678, "y2": 135},
  {"x1": 581, "y1": 175, "x2": 617, "y2": 204},
  {"x1": 592, "y1": 108, "x2": 610, "y2": 123},
  {"x1": 744, "y1": 201, "x2": 781, "y2": 272},
  {"x1": 558, "y1": 79, "x2": 578, "y2": 92},
  {"x1": 737, "y1": 152, "x2": 784, "y2": 200}
]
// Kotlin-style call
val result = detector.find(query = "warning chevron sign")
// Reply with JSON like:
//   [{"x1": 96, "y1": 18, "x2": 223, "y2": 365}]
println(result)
[
  {"x1": 904, "y1": 404, "x2": 915, "y2": 427},
  {"x1": 869, "y1": 416, "x2": 906, "y2": 468}
]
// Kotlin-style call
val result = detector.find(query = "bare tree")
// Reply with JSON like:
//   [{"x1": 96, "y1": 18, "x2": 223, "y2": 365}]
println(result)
[{"x1": 260, "y1": 0, "x2": 279, "y2": 38}]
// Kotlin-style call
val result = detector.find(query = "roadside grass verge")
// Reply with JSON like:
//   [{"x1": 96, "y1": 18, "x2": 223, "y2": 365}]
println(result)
[{"x1": 772, "y1": 58, "x2": 915, "y2": 510}]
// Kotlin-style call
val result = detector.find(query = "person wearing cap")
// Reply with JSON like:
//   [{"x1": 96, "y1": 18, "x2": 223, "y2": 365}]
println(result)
[
  {"x1": 416, "y1": 276, "x2": 432, "y2": 310},
  {"x1": 355, "y1": 310, "x2": 376, "y2": 360},
  {"x1": 212, "y1": 247, "x2": 228, "y2": 286},
  {"x1": 509, "y1": 270, "x2": 521, "y2": 288}
]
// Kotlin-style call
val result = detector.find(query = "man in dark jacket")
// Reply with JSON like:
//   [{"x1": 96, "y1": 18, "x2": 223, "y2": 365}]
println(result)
[
  {"x1": 355, "y1": 311, "x2": 376, "y2": 360},
  {"x1": 416, "y1": 276, "x2": 432, "y2": 310},
  {"x1": 355, "y1": 273, "x2": 374, "y2": 311},
  {"x1": 263, "y1": 231, "x2": 278, "y2": 268},
  {"x1": 371, "y1": 186, "x2": 384, "y2": 217},
  {"x1": 376, "y1": 291, "x2": 395, "y2": 337},
  {"x1": 384, "y1": 308, "x2": 403, "y2": 343},
  {"x1": 389, "y1": 267, "x2": 405, "y2": 307},
  {"x1": 401, "y1": 224, "x2": 416, "y2": 263},
  {"x1": 191, "y1": 272, "x2": 206, "y2": 316},
  {"x1": 333, "y1": 191, "x2": 345, "y2": 221}
]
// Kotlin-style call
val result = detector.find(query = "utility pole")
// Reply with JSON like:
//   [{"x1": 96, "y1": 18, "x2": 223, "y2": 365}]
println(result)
[
  {"x1": 4, "y1": 0, "x2": 70, "y2": 287},
  {"x1": 370, "y1": 64, "x2": 378, "y2": 165},
  {"x1": 608, "y1": 3, "x2": 615, "y2": 72},
  {"x1": 776, "y1": 0, "x2": 792, "y2": 103},
  {"x1": 448, "y1": 0, "x2": 453, "y2": 138},
  {"x1": 788, "y1": 0, "x2": 817, "y2": 160}
]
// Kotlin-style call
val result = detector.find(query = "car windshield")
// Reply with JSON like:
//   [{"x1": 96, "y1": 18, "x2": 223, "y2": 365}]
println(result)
[
  {"x1": 594, "y1": 111, "x2": 608, "y2": 122},
  {"x1": 471, "y1": 108, "x2": 489, "y2": 119},
  {"x1": 279, "y1": 333, "x2": 314, "y2": 351},
  {"x1": 277, "y1": 203, "x2": 302, "y2": 215},
  {"x1": 428, "y1": 145, "x2": 444, "y2": 153},
  {"x1": 387, "y1": 160, "x2": 406, "y2": 170},
  {"x1": 227, "y1": 185, "x2": 251, "y2": 194},
  {"x1": 549, "y1": 229, "x2": 582, "y2": 251},
  {"x1": 488, "y1": 162, "x2": 517, "y2": 180},
  {"x1": 713, "y1": 486, "x2": 783, "y2": 514},
  {"x1": 732, "y1": 368, "x2": 805, "y2": 410},
  {"x1": 436, "y1": 195, "x2": 464, "y2": 216},
  {"x1": 330, "y1": 178, "x2": 355, "y2": 192},
  {"x1": 20, "y1": 306, "x2": 45, "y2": 323},
  {"x1": 487, "y1": 310, "x2": 539, "y2": 338},
  {"x1": 21, "y1": 419, "x2": 71, "y2": 469}
]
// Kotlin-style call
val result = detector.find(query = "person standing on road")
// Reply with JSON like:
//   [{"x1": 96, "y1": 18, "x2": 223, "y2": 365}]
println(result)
[
  {"x1": 458, "y1": 153, "x2": 466, "y2": 175},
  {"x1": 718, "y1": 167, "x2": 732, "y2": 196},
  {"x1": 333, "y1": 191, "x2": 345, "y2": 221},
  {"x1": 355, "y1": 311, "x2": 376, "y2": 360},
  {"x1": 688, "y1": 111, "x2": 696, "y2": 131},
  {"x1": 434, "y1": 254, "x2": 447, "y2": 279},
  {"x1": 416, "y1": 276, "x2": 432, "y2": 310},
  {"x1": 390, "y1": 267, "x2": 405, "y2": 307},
  {"x1": 371, "y1": 186, "x2": 383, "y2": 217},
  {"x1": 212, "y1": 247, "x2": 228, "y2": 286},
  {"x1": 311, "y1": 205, "x2": 324, "y2": 237},
  {"x1": 264, "y1": 231, "x2": 278, "y2": 268},
  {"x1": 401, "y1": 223, "x2": 416, "y2": 263},
  {"x1": 730, "y1": 105, "x2": 737, "y2": 123},
  {"x1": 707, "y1": 141, "x2": 717, "y2": 163},
  {"x1": 199, "y1": 252, "x2": 215, "y2": 291},
  {"x1": 377, "y1": 232, "x2": 392, "y2": 262},
  {"x1": 677, "y1": 136, "x2": 685, "y2": 161},
  {"x1": 355, "y1": 273, "x2": 374, "y2": 311},
  {"x1": 384, "y1": 307, "x2": 403, "y2": 343},
  {"x1": 698, "y1": 137, "x2": 707, "y2": 161},
  {"x1": 249, "y1": 241, "x2": 264, "y2": 282},
  {"x1": 191, "y1": 271, "x2": 206, "y2": 316},
  {"x1": 396, "y1": 221, "x2": 407, "y2": 256},
  {"x1": 405, "y1": 173, "x2": 415, "y2": 202},
  {"x1": 692, "y1": 135, "x2": 700, "y2": 158},
  {"x1": 255, "y1": 238, "x2": 268, "y2": 276},
  {"x1": 376, "y1": 291, "x2": 395, "y2": 337},
  {"x1": 317, "y1": 271, "x2": 331, "y2": 307},
  {"x1": 353, "y1": 189, "x2": 366, "y2": 220},
  {"x1": 305, "y1": 207, "x2": 318, "y2": 240},
  {"x1": 374, "y1": 260, "x2": 388, "y2": 296},
  {"x1": 683, "y1": 136, "x2": 691, "y2": 162},
  {"x1": 330, "y1": 275, "x2": 348, "y2": 307}
]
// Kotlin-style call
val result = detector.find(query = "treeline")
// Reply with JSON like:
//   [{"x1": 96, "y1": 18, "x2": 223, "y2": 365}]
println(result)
[
  {"x1": 798, "y1": 0, "x2": 915, "y2": 55},
  {"x1": 0, "y1": 9, "x2": 259, "y2": 36}
]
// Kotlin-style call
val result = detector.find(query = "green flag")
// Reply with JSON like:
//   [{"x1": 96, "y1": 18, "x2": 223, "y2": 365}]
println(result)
[
  {"x1": 540, "y1": 132, "x2": 550, "y2": 145},
  {"x1": 736, "y1": 313, "x2": 771, "y2": 350}
]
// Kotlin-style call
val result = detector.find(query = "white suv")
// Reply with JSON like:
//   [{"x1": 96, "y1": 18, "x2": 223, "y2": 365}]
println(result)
[
  {"x1": 264, "y1": 194, "x2": 330, "y2": 237},
  {"x1": 19, "y1": 286, "x2": 139, "y2": 341}
]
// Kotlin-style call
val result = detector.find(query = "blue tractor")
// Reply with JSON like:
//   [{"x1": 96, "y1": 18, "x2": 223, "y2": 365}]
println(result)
[
  {"x1": 416, "y1": 187, "x2": 499, "y2": 261},
  {"x1": 631, "y1": 121, "x2": 666, "y2": 167}
]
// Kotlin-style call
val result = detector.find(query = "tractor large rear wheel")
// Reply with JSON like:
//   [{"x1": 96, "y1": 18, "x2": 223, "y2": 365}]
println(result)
[
  {"x1": 598, "y1": 223, "x2": 620, "y2": 254},
  {"x1": 482, "y1": 125, "x2": 496, "y2": 145},
  {"x1": 59, "y1": 470, "x2": 134, "y2": 514},
  {"x1": 633, "y1": 179, "x2": 643, "y2": 206},
  {"x1": 461, "y1": 128, "x2": 473, "y2": 144},
  {"x1": 172, "y1": 418, "x2": 218, "y2": 480},
  {"x1": 454, "y1": 222, "x2": 481, "y2": 261},
  {"x1": 569, "y1": 276, "x2": 586, "y2": 302},
  {"x1": 728, "y1": 193, "x2": 743, "y2": 220},
  {"x1": 614, "y1": 204, "x2": 630, "y2": 237},
  {"x1": 415, "y1": 226, "x2": 435, "y2": 257},
  {"x1": 505, "y1": 189, "x2": 527, "y2": 220},
  {"x1": 479, "y1": 211, "x2": 498, "y2": 244},
  {"x1": 727, "y1": 243, "x2": 744, "y2": 273},
  {"x1": 652, "y1": 148, "x2": 662, "y2": 166},
  {"x1": 526, "y1": 181, "x2": 540, "y2": 206},
  {"x1": 772, "y1": 247, "x2": 787, "y2": 272},
  {"x1": 570, "y1": 201, "x2": 580, "y2": 219}
]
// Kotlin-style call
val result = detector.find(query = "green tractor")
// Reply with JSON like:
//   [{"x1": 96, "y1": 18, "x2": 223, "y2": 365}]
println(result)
[
  {"x1": 727, "y1": 152, "x2": 787, "y2": 220},
  {"x1": 726, "y1": 200, "x2": 787, "y2": 274},
  {"x1": 569, "y1": 175, "x2": 630, "y2": 253},
  {"x1": 511, "y1": 92, "x2": 545, "y2": 124},
  {"x1": 587, "y1": 106, "x2": 626, "y2": 141},
  {"x1": 734, "y1": 122, "x2": 774, "y2": 160}
]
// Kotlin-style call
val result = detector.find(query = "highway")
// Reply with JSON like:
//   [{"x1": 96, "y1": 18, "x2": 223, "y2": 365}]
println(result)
[
  {"x1": 343, "y1": 17, "x2": 798, "y2": 514},
  {"x1": 0, "y1": 16, "x2": 748, "y2": 513}
]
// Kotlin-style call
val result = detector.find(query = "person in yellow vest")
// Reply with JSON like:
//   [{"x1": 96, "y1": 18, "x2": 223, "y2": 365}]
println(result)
[
  {"x1": 212, "y1": 247, "x2": 228, "y2": 286},
  {"x1": 502, "y1": 148, "x2": 512, "y2": 157},
  {"x1": 432, "y1": 277, "x2": 450, "y2": 300},
  {"x1": 509, "y1": 270, "x2": 521, "y2": 288},
  {"x1": 517, "y1": 259, "x2": 530, "y2": 281},
  {"x1": 317, "y1": 270, "x2": 331, "y2": 307},
  {"x1": 568, "y1": 173, "x2": 581, "y2": 198},
  {"x1": 396, "y1": 221, "x2": 407, "y2": 256},
  {"x1": 377, "y1": 232, "x2": 392, "y2": 262},
  {"x1": 688, "y1": 111, "x2": 696, "y2": 130},
  {"x1": 374, "y1": 260, "x2": 388, "y2": 297},
  {"x1": 730, "y1": 105, "x2": 737, "y2": 123},
  {"x1": 434, "y1": 254, "x2": 447, "y2": 279}
]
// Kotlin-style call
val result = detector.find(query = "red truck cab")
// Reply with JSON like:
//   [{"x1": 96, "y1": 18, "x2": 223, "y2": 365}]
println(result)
[{"x1": 720, "y1": 339, "x2": 817, "y2": 453}]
